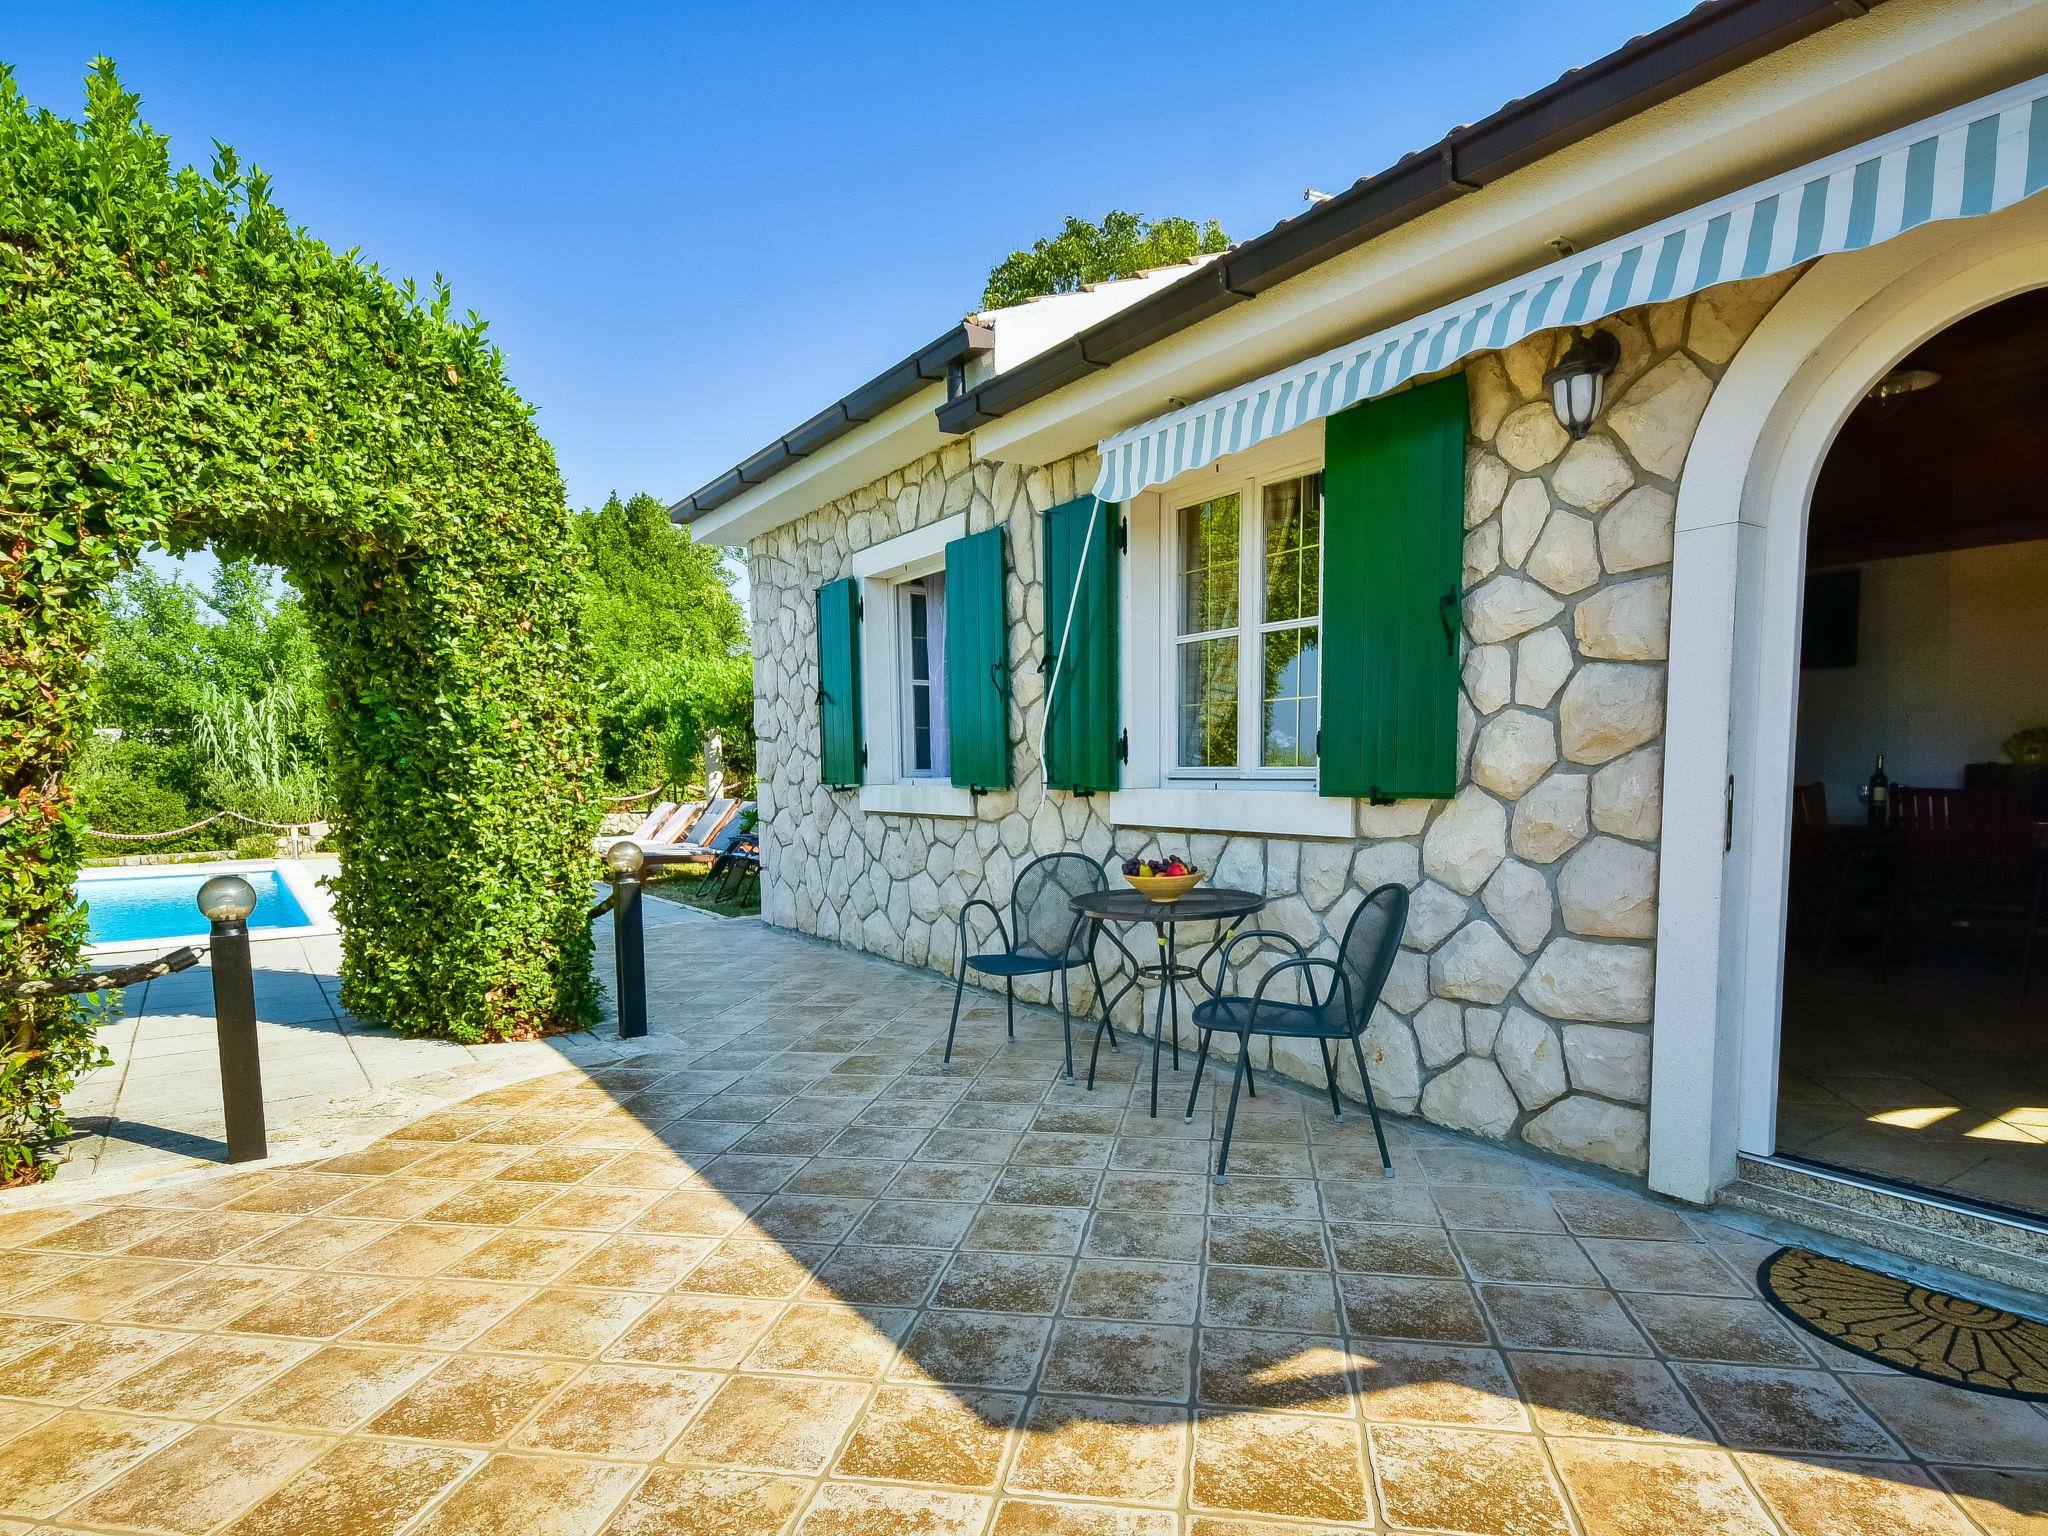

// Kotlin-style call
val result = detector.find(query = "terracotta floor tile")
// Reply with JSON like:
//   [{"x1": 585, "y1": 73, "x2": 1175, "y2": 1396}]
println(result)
[
  {"x1": 1848, "y1": 1375, "x2": 2048, "y2": 1467},
  {"x1": 849, "y1": 1199, "x2": 978, "y2": 1249},
  {"x1": 827, "y1": 1125, "x2": 932, "y2": 1160},
  {"x1": 313, "y1": 1139, "x2": 441, "y2": 1176},
  {"x1": 0, "y1": 1318, "x2": 73, "y2": 1365},
  {"x1": 324, "y1": 1176, "x2": 476, "y2": 1220},
  {"x1": 366, "y1": 1354, "x2": 578, "y2": 1444},
  {"x1": 1507, "y1": 1351, "x2": 1710, "y2": 1440},
  {"x1": 1083, "y1": 1210, "x2": 1207, "y2": 1262},
  {"x1": 1327, "y1": 1219, "x2": 1463, "y2": 1278},
  {"x1": 1370, "y1": 1423, "x2": 1573, "y2": 1535},
  {"x1": 1064, "y1": 1259, "x2": 1200, "y2": 1324},
  {"x1": 792, "y1": 1482, "x2": 993, "y2": 1536},
  {"x1": 892, "y1": 1310, "x2": 1051, "y2": 1389},
  {"x1": 515, "y1": 1362, "x2": 719, "y2": 1459},
  {"x1": 964, "y1": 1204, "x2": 1090, "y2": 1256},
  {"x1": 1203, "y1": 1265, "x2": 1338, "y2": 1333},
  {"x1": 441, "y1": 1228, "x2": 605, "y2": 1282},
  {"x1": 1579, "y1": 1237, "x2": 1748, "y2": 1296},
  {"x1": 558, "y1": 1234, "x2": 715, "y2": 1291},
  {"x1": 1547, "y1": 1188, "x2": 1696, "y2": 1240},
  {"x1": 1480, "y1": 1284, "x2": 1650, "y2": 1355},
  {"x1": 804, "y1": 1244, "x2": 948, "y2": 1308},
  {"x1": 219, "y1": 1440, "x2": 479, "y2": 1536},
  {"x1": 225, "y1": 1273, "x2": 417, "y2": 1339},
  {"x1": 1739, "y1": 1453, "x2": 1983, "y2": 1536},
  {"x1": 64, "y1": 1424, "x2": 324, "y2": 1533},
  {"x1": 0, "y1": 1324, "x2": 185, "y2": 1403},
  {"x1": 1676, "y1": 1364, "x2": 1903, "y2": 1456},
  {"x1": 1207, "y1": 1217, "x2": 1326, "y2": 1269},
  {"x1": 1317, "y1": 1178, "x2": 1440, "y2": 1224},
  {"x1": 1453, "y1": 1229, "x2": 1602, "y2": 1285},
  {"x1": 475, "y1": 1285, "x2": 653, "y2": 1357},
  {"x1": 600, "y1": 1466, "x2": 809, "y2": 1536},
  {"x1": 123, "y1": 1209, "x2": 288, "y2": 1261},
  {"x1": 1549, "y1": 1438, "x2": 1778, "y2": 1536},
  {"x1": 668, "y1": 1374, "x2": 870, "y2": 1474},
  {"x1": 1341, "y1": 1271, "x2": 1492, "y2": 1344},
  {"x1": 934, "y1": 1252, "x2": 1072, "y2": 1314},
  {"x1": 422, "y1": 1180, "x2": 562, "y2": 1226},
  {"x1": 1040, "y1": 1319, "x2": 1192, "y2": 1402},
  {"x1": 631, "y1": 1187, "x2": 767, "y2": 1239},
  {"x1": 834, "y1": 1384, "x2": 1019, "y2": 1488},
  {"x1": 25, "y1": 1205, "x2": 189, "y2": 1254},
  {"x1": 1620, "y1": 1292, "x2": 1814, "y2": 1365},
  {"x1": 343, "y1": 1279, "x2": 533, "y2": 1348},
  {"x1": 1348, "y1": 1338, "x2": 1529, "y2": 1429},
  {"x1": 5, "y1": 1257, "x2": 190, "y2": 1320},
  {"x1": 677, "y1": 1240, "x2": 832, "y2": 1298},
  {"x1": 495, "y1": 1145, "x2": 616, "y2": 1184},
  {"x1": 0, "y1": 1207, "x2": 93, "y2": 1248},
  {"x1": 407, "y1": 1452, "x2": 642, "y2": 1536},
  {"x1": 775, "y1": 1157, "x2": 898, "y2": 1198},
  {"x1": 608, "y1": 1295, "x2": 785, "y2": 1368},
  {"x1": 887, "y1": 1162, "x2": 999, "y2": 1203},
  {"x1": 1095, "y1": 1170, "x2": 1210, "y2": 1214},
  {"x1": 586, "y1": 1148, "x2": 697, "y2": 1190},
  {"x1": 989, "y1": 1498, "x2": 1178, "y2": 1535},
  {"x1": 1197, "y1": 1327, "x2": 1355, "y2": 1415},
  {"x1": 1110, "y1": 1139, "x2": 1216, "y2": 1176},
  {"x1": 223, "y1": 1343, "x2": 441, "y2": 1429},
  {"x1": 1006, "y1": 1395, "x2": 1188, "y2": 1508},
  {"x1": 1191, "y1": 1407, "x2": 1370, "y2": 1523},
  {"x1": 0, "y1": 1407, "x2": 187, "y2": 1519},
  {"x1": 990, "y1": 1167, "x2": 1101, "y2": 1207},
  {"x1": 225, "y1": 1172, "x2": 371, "y2": 1215},
  {"x1": 1430, "y1": 1187, "x2": 1563, "y2": 1232},
  {"x1": 89, "y1": 1334, "x2": 307, "y2": 1417},
  {"x1": 1931, "y1": 1466, "x2": 2048, "y2": 1536},
  {"x1": 339, "y1": 1221, "x2": 493, "y2": 1277},
  {"x1": 745, "y1": 1302, "x2": 912, "y2": 1376},
  {"x1": 696, "y1": 1154, "x2": 807, "y2": 1190},
  {"x1": 521, "y1": 1184, "x2": 667, "y2": 1233},
  {"x1": 232, "y1": 1215, "x2": 390, "y2": 1268},
  {"x1": 0, "y1": 1252, "x2": 86, "y2": 1304},
  {"x1": 108, "y1": 1265, "x2": 288, "y2": 1328}
]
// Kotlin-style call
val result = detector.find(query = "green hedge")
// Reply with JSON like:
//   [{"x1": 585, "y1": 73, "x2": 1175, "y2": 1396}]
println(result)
[{"x1": 0, "y1": 62, "x2": 604, "y2": 1176}]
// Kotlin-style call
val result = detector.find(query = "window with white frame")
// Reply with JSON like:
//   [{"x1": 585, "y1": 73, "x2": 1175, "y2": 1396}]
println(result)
[
  {"x1": 896, "y1": 572, "x2": 948, "y2": 778},
  {"x1": 1169, "y1": 469, "x2": 1322, "y2": 776}
]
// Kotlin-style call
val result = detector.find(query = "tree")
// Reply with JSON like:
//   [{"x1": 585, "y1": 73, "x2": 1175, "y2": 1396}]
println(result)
[
  {"x1": 577, "y1": 493, "x2": 752, "y2": 790},
  {"x1": 981, "y1": 211, "x2": 1230, "y2": 310}
]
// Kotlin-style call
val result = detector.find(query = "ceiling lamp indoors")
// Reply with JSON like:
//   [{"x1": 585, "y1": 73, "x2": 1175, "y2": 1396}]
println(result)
[
  {"x1": 1860, "y1": 366, "x2": 1942, "y2": 420},
  {"x1": 1544, "y1": 327, "x2": 1621, "y2": 440}
]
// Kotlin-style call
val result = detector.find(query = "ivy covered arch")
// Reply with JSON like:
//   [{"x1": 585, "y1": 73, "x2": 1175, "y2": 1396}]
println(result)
[{"x1": 2, "y1": 65, "x2": 604, "y2": 1172}]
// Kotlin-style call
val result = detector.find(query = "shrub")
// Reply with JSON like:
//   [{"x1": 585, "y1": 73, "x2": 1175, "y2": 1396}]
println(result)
[
  {"x1": 2, "y1": 63, "x2": 603, "y2": 1176},
  {"x1": 233, "y1": 833, "x2": 279, "y2": 860},
  {"x1": 76, "y1": 774, "x2": 215, "y2": 859}
]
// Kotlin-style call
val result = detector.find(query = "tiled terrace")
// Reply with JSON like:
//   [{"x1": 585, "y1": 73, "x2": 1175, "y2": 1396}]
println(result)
[{"x1": 1, "y1": 915, "x2": 2044, "y2": 1534}]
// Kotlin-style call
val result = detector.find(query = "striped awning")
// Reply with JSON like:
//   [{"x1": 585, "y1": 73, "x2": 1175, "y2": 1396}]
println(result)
[{"x1": 1093, "y1": 69, "x2": 2048, "y2": 505}]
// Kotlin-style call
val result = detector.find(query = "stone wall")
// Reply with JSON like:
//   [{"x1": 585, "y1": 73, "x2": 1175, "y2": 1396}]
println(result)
[{"x1": 745, "y1": 273, "x2": 1796, "y2": 1178}]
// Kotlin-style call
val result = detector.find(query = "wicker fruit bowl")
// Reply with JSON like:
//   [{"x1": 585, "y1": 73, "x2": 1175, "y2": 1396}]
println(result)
[{"x1": 1120, "y1": 855, "x2": 1204, "y2": 903}]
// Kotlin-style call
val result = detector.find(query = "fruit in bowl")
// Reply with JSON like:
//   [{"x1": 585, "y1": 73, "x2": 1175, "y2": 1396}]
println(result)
[{"x1": 1120, "y1": 853, "x2": 1204, "y2": 903}]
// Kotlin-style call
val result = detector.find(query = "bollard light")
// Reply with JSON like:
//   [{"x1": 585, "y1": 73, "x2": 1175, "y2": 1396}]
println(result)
[
  {"x1": 605, "y1": 840, "x2": 646, "y2": 878},
  {"x1": 197, "y1": 875, "x2": 258, "y2": 924}
]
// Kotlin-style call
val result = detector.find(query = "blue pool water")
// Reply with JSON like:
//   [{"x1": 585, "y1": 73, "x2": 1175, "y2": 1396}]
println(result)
[{"x1": 76, "y1": 870, "x2": 313, "y2": 945}]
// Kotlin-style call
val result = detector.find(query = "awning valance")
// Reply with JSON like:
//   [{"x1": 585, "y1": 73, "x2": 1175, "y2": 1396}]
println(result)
[{"x1": 1093, "y1": 70, "x2": 2048, "y2": 505}]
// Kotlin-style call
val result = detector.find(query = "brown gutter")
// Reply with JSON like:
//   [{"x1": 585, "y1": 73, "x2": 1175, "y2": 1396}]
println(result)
[{"x1": 936, "y1": 0, "x2": 1888, "y2": 435}]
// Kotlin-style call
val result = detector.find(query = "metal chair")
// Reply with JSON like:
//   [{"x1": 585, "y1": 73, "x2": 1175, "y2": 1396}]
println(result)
[
  {"x1": 1186, "y1": 882, "x2": 1408, "y2": 1182},
  {"x1": 945, "y1": 852, "x2": 1116, "y2": 1082}
]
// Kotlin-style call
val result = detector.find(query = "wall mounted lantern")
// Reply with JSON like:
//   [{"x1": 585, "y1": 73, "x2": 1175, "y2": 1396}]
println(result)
[{"x1": 1544, "y1": 328, "x2": 1621, "y2": 440}]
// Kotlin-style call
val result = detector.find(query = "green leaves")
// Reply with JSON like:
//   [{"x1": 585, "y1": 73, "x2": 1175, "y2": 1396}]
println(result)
[
  {"x1": 980, "y1": 210, "x2": 1232, "y2": 311},
  {"x1": 2, "y1": 61, "x2": 604, "y2": 1172}
]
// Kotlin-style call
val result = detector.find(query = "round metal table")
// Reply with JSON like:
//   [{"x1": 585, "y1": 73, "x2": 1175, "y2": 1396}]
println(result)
[{"x1": 1069, "y1": 886, "x2": 1267, "y2": 1118}]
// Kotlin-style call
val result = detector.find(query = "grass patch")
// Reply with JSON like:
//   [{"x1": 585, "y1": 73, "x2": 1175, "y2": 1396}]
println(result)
[{"x1": 645, "y1": 865, "x2": 760, "y2": 918}]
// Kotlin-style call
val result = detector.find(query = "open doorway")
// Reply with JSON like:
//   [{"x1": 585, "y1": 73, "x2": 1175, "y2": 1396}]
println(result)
[{"x1": 1777, "y1": 289, "x2": 2048, "y2": 1220}]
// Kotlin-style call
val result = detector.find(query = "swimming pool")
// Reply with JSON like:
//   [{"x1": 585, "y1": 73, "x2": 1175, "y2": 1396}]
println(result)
[{"x1": 75, "y1": 862, "x2": 329, "y2": 948}]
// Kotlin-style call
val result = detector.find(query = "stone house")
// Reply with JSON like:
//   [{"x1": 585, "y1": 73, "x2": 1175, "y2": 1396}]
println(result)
[{"x1": 677, "y1": 0, "x2": 2048, "y2": 1283}]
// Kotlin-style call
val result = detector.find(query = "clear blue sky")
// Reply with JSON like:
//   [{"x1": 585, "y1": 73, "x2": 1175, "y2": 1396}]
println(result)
[{"x1": 9, "y1": 1, "x2": 1694, "y2": 521}]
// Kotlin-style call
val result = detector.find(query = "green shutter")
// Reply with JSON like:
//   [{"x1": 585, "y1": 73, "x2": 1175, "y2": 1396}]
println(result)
[
  {"x1": 1041, "y1": 495, "x2": 1120, "y2": 794},
  {"x1": 816, "y1": 577, "x2": 863, "y2": 787},
  {"x1": 944, "y1": 527, "x2": 1010, "y2": 792},
  {"x1": 1318, "y1": 371, "x2": 1468, "y2": 801}
]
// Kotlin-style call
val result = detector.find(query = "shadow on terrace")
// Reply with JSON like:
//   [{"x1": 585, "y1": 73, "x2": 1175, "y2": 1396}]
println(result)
[{"x1": 0, "y1": 909, "x2": 2043, "y2": 1532}]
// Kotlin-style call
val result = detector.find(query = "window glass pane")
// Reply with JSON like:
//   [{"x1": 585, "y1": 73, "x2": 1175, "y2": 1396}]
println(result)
[
  {"x1": 1263, "y1": 473, "x2": 1322, "y2": 624},
  {"x1": 908, "y1": 588, "x2": 929, "y2": 681},
  {"x1": 1178, "y1": 636, "x2": 1238, "y2": 767},
  {"x1": 1178, "y1": 493, "x2": 1240, "y2": 635},
  {"x1": 1261, "y1": 624, "x2": 1320, "y2": 767},
  {"x1": 912, "y1": 684, "x2": 931, "y2": 772}
]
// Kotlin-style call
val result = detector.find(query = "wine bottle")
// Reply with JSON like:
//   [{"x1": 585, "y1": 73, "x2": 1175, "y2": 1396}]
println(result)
[{"x1": 1866, "y1": 753, "x2": 1889, "y2": 827}]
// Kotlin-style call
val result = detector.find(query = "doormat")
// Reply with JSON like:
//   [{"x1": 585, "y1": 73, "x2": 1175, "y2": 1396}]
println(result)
[{"x1": 1758, "y1": 1246, "x2": 2048, "y2": 1400}]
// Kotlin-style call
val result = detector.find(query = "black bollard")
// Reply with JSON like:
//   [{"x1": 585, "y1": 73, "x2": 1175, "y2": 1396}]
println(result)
[
  {"x1": 606, "y1": 842, "x2": 648, "y2": 1040},
  {"x1": 196, "y1": 876, "x2": 268, "y2": 1162}
]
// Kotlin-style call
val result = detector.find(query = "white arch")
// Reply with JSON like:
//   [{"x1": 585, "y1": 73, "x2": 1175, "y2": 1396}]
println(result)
[{"x1": 1648, "y1": 195, "x2": 2048, "y2": 1205}]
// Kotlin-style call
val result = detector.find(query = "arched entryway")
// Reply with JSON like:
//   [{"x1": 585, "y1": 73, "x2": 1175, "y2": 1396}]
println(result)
[{"x1": 1649, "y1": 195, "x2": 2048, "y2": 1213}]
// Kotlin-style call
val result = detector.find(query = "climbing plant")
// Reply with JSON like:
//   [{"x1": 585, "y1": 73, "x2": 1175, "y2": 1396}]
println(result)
[{"x1": 1, "y1": 62, "x2": 604, "y2": 1176}]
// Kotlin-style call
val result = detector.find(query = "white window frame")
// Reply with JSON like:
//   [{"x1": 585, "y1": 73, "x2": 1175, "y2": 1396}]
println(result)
[
  {"x1": 850, "y1": 513, "x2": 974, "y2": 818},
  {"x1": 1111, "y1": 427, "x2": 1354, "y2": 839},
  {"x1": 897, "y1": 573, "x2": 949, "y2": 779}
]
